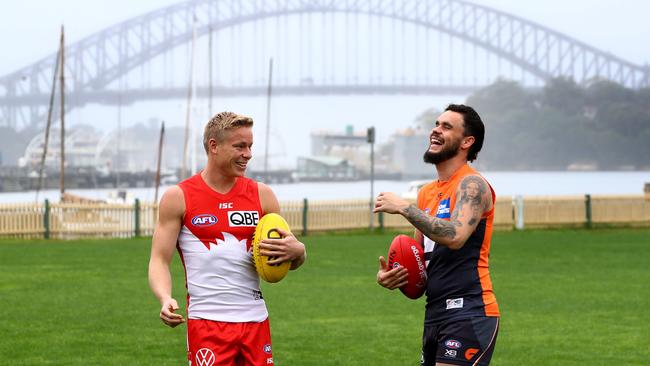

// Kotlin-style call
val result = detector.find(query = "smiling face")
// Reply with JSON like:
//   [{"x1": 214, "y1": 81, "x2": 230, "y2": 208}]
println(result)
[
  {"x1": 210, "y1": 126, "x2": 253, "y2": 177},
  {"x1": 423, "y1": 110, "x2": 467, "y2": 165}
]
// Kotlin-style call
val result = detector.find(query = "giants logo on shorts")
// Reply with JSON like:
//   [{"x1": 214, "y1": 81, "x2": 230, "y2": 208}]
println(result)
[
  {"x1": 465, "y1": 348, "x2": 480, "y2": 360},
  {"x1": 195, "y1": 348, "x2": 215, "y2": 366},
  {"x1": 228, "y1": 211, "x2": 259, "y2": 227}
]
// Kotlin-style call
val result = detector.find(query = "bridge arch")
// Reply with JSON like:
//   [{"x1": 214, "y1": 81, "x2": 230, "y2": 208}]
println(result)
[{"x1": 1, "y1": 0, "x2": 648, "y2": 130}]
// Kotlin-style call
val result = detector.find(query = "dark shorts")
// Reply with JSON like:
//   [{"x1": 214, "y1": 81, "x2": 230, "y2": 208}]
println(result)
[{"x1": 421, "y1": 316, "x2": 499, "y2": 366}]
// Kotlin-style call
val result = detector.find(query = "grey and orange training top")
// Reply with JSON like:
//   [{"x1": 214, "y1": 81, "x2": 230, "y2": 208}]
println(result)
[{"x1": 417, "y1": 164, "x2": 499, "y2": 324}]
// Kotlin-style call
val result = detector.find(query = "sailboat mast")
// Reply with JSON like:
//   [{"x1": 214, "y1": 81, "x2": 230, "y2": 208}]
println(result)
[
  {"x1": 59, "y1": 25, "x2": 66, "y2": 200},
  {"x1": 181, "y1": 15, "x2": 197, "y2": 181},
  {"x1": 36, "y1": 37, "x2": 62, "y2": 202},
  {"x1": 263, "y1": 58, "x2": 273, "y2": 182},
  {"x1": 208, "y1": 25, "x2": 213, "y2": 115},
  {"x1": 154, "y1": 122, "x2": 165, "y2": 203}
]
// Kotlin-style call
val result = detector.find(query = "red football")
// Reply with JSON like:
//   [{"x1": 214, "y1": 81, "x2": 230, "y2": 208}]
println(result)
[{"x1": 387, "y1": 234, "x2": 427, "y2": 299}]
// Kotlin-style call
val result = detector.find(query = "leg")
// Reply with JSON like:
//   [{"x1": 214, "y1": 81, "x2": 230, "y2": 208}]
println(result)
[
  {"x1": 238, "y1": 319, "x2": 274, "y2": 366},
  {"x1": 187, "y1": 319, "x2": 241, "y2": 366}
]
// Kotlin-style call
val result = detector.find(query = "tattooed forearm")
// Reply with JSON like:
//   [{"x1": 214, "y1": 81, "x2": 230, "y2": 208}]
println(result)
[
  {"x1": 401, "y1": 176, "x2": 491, "y2": 248},
  {"x1": 403, "y1": 204, "x2": 459, "y2": 240}
]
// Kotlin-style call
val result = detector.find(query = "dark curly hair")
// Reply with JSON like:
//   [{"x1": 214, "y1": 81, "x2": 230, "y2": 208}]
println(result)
[{"x1": 445, "y1": 104, "x2": 485, "y2": 162}]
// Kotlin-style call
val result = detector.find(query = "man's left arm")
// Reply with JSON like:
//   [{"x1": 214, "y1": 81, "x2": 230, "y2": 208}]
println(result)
[
  {"x1": 374, "y1": 175, "x2": 492, "y2": 250},
  {"x1": 258, "y1": 182, "x2": 306, "y2": 270}
]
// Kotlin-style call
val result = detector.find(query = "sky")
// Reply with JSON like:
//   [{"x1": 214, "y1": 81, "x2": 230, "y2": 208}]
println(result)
[
  {"x1": 1, "y1": 0, "x2": 648, "y2": 73},
  {"x1": 1, "y1": 0, "x2": 649, "y2": 167}
]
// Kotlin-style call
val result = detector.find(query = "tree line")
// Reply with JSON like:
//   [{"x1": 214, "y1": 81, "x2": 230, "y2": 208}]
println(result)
[{"x1": 416, "y1": 78, "x2": 650, "y2": 171}]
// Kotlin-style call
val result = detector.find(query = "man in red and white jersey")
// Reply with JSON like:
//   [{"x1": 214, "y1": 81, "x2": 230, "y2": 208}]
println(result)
[{"x1": 148, "y1": 111, "x2": 306, "y2": 366}]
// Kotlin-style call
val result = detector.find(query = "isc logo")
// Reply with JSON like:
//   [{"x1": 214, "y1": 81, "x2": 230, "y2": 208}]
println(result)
[
  {"x1": 191, "y1": 214, "x2": 217, "y2": 227},
  {"x1": 228, "y1": 211, "x2": 259, "y2": 227}
]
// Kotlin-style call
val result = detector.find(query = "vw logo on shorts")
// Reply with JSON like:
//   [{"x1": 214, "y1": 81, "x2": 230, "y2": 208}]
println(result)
[{"x1": 195, "y1": 348, "x2": 215, "y2": 366}]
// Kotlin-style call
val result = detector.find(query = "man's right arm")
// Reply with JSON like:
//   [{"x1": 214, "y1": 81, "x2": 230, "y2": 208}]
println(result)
[{"x1": 148, "y1": 186, "x2": 186, "y2": 328}]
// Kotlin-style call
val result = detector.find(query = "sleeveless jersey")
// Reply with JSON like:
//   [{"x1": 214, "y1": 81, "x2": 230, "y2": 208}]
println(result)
[
  {"x1": 177, "y1": 173, "x2": 267, "y2": 322},
  {"x1": 417, "y1": 164, "x2": 499, "y2": 324}
]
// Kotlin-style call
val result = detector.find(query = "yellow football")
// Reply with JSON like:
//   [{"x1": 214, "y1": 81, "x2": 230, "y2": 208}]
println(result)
[{"x1": 252, "y1": 213, "x2": 292, "y2": 283}]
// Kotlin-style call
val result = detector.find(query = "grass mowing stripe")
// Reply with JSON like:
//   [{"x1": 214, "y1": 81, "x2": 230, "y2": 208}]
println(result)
[{"x1": 0, "y1": 229, "x2": 649, "y2": 365}]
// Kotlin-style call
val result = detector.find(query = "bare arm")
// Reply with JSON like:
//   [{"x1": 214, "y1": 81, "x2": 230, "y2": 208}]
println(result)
[
  {"x1": 374, "y1": 175, "x2": 493, "y2": 250},
  {"x1": 258, "y1": 182, "x2": 306, "y2": 270},
  {"x1": 148, "y1": 186, "x2": 186, "y2": 327}
]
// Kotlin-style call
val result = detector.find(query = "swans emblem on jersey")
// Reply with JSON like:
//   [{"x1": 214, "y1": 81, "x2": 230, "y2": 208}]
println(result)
[{"x1": 202, "y1": 232, "x2": 249, "y2": 251}]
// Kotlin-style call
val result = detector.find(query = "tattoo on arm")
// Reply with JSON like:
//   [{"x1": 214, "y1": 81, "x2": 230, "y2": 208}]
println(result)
[
  {"x1": 455, "y1": 176, "x2": 489, "y2": 227},
  {"x1": 403, "y1": 205, "x2": 459, "y2": 240},
  {"x1": 402, "y1": 176, "x2": 490, "y2": 243}
]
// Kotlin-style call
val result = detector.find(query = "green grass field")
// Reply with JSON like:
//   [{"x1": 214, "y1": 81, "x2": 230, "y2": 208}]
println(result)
[{"x1": 1, "y1": 229, "x2": 649, "y2": 365}]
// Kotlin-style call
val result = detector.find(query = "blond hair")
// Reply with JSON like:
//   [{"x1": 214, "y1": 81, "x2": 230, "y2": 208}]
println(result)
[{"x1": 203, "y1": 111, "x2": 254, "y2": 153}]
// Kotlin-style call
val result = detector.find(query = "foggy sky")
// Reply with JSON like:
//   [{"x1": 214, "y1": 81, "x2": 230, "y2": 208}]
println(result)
[
  {"x1": 1, "y1": 0, "x2": 648, "y2": 167},
  {"x1": 1, "y1": 0, "x2": 648, "y2": 75}
]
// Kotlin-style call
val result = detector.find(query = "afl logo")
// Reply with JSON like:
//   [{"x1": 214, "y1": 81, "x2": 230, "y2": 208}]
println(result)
[
  {"x1": 192, "y1": 214, "x2": 217, "y2": 227},
  {"x1": 445, "y1": 339, "x2": 462, "y2": 349}
]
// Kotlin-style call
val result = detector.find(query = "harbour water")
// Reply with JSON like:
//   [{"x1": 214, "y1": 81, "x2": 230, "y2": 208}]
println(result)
[{"x1": 1, "y1": 171, "x2": 648, "y2": 204}]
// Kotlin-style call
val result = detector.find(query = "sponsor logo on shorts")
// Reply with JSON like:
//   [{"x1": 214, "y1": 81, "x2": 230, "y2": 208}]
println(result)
[
  {"x1": 264, "y1": 344, "x2": 272, "y2": 354},
  {"x1": 195, "y1": 348, "x2": 215, "y2": 366},
  {"x1": 445, "y1": 339, "x2": 462, "y2": 349},
  {"x1": 465, "y1": 348, "x2": 479, "y2": 360},
  {"x1": 446, "y1": 298, "x2": 464, "y2": 310},
  {"x1": 444, "y1": 349, "x2": 457, "y2": 358},
  {"x1": 191, "y1": 214, "x2": 217, "y2": 227},
  {"x1": 266, "y1": 357, "x2": 274, "y2": 364},
  {"x1": 228, "y1": 211, "x2": 259, "y2": 227}
]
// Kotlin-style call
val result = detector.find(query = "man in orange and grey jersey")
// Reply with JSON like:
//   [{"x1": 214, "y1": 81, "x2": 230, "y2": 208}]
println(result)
[{"x1": 374, "y1": 104, "x2": 499, "y2": 366}]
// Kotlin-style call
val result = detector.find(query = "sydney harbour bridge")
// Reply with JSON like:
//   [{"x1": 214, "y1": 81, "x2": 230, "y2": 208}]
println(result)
[{"x1": 1, "y1": 0, "x2": 648, "y2": 131}]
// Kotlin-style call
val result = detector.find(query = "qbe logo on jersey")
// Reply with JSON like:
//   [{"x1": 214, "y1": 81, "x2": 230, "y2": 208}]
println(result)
[{"x1": 228, "y1": 211, "x2": 259, "y2": 227}]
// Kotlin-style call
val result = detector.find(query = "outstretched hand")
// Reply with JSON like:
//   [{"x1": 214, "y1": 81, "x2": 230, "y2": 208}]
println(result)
[
  {"x1": 373, "y1": 192, "x2": 410, "y2": 214},
  {"x1": 376, "y1": 255, "x2": 409, "y2": 290},
  {"x1": 159, "y1": 298, "x2": 185, "y2": 328}
]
